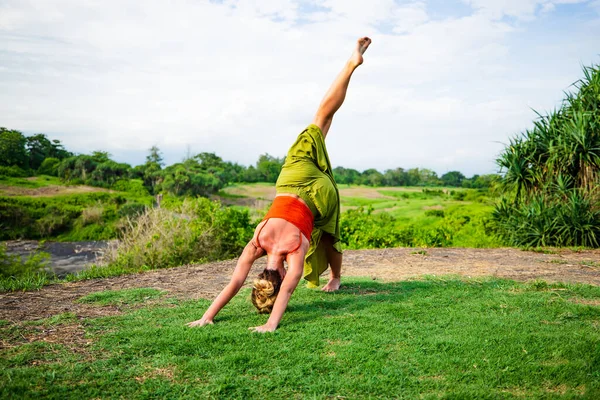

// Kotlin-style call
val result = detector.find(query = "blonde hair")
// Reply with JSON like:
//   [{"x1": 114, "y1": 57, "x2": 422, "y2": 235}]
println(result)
[{"x1": 251, "y1": 269, "x2": 282, "y2": 314}]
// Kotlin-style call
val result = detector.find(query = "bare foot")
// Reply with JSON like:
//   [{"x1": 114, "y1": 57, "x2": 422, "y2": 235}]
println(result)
[
  {"x1": 322, "y1": 278, "x2": 341, "y2": 292},
  {"x1": 349, "y1": 36, "x2": 372, "y2": 68}
]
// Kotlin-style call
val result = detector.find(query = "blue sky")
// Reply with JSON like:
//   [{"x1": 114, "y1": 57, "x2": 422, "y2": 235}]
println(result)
[{"x1": 1, "y1": 0, "x2": 599, "y2": 176}]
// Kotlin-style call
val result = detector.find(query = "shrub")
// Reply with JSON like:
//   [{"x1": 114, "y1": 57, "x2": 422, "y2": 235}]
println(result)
[
  {"x1": 37, "y1": 157, "x2": 60, "y2": 176},
  {"x1": 36, "y1": 213, "x2": 69, "y2": 237},
  {"x1": 452, "y1": 191, "x2": 467, "y2": 201},
  {"x1": 112, "y1": 179, "x2": 150, "y2": 196},
  {"x1": 80, "y1": 206, "x2": 104, "y2": 226},
  {"x1": 0, "y1": 244, "x2": 50, "y2": 279},
  {"x1": 117, "y1": 202, "x2": 147, "y2": 218},
  {"x1": 494, "y1": 63, "x2": 600, "y2": 247},
  {"x1": 424, "y1": 209, "x2": 445, "y2": 218},
  {"x1": 341, "y1": 207, "x2": 417, "y2": 249},
  {"x1": 98, "y1": 198, "x2": 253, "y2": 272},
  {"x1": 0, "y1": 166, "x2": 29, "y2": 178}
]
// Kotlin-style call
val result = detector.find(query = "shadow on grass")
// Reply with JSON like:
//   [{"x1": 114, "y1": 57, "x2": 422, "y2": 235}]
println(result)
[{"x1": 282, "y1": 278, "x2": 517, "y2": 327}]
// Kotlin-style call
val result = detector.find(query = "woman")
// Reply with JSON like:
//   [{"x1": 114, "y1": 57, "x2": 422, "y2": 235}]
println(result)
[{"x1": 187, "y1": 37, "x2": 371, "y2": 332}]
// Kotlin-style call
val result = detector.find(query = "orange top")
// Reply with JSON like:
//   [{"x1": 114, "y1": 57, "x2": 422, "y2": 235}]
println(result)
[{"x1": 262, "y1": 196, "x2": 314, "y2": 242}]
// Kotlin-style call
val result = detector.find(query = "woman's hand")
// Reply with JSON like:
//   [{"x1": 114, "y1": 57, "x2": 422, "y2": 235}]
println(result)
[
  {"x1": 249, "y1": 324, "x2": 276, "y2": 333},
  {"x1": 187, "y1": 318, "x2": 214, "y2": 328}
]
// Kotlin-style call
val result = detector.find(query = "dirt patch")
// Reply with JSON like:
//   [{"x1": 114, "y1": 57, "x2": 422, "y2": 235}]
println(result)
[
  {"x1": 221, "y1": 184, "x2": 276, "y2": 200},
  {"x1": 0, "y1": 321, "x2": 92, "y2": 360},
  {"x1": 338, "y1": 187, "x2": 395, "y2": 199},
  {"x1": 1, "y1": 247, "x2": 600, "y2": 324},
  {"x1": 567, "y1": 298, "x2": 600, "y2": 306},
  {"x1": 0, "y1": 184, "x2": 113, "y2": 197}
]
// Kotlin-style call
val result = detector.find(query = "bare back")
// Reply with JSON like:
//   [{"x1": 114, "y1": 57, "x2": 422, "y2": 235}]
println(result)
[
  {"x1": 252, "y1": 218, "x2": 305, "y2": 256},
  {"x1": 252, "y1": 194, "x2": 311, "y2": 257}
]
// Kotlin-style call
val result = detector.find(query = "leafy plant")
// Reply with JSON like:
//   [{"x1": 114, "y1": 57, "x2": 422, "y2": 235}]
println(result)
[
  {"x1": 97, "y1": 198, "x2": 254, "y2": 272},
  {"x1": 493, "y1": 63, "x2": 600, "y2": 247}
]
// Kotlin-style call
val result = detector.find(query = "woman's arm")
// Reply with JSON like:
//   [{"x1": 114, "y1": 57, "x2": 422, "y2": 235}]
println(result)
[
  {"x1": 249, "y1": 242, "x2": 308, "y2": 333},
  {"x1": 187, "y1": 242, "x2": 263, "y2": 327}
]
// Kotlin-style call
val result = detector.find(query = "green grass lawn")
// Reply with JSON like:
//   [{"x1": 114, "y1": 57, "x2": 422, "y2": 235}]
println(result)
[
  {"x1": 2, "y1": 278, "x2": 599, "y2": 399},
  {"x1": 0, "y1": 175, "x2": 64, "y2": 188}
]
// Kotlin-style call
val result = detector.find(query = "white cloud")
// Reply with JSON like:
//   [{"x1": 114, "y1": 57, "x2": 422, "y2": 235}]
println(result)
[
  {"x1": 0, "y1": 0, "x2": 599, "y2": 176},
  {"x1": 461, "y1": 0, "x2": 587, "y2": 20}
]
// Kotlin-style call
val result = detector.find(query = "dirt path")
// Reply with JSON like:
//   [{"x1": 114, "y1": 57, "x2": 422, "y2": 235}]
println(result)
[{"x1": 1, "y1": 248, "x2": 599, "y2": 323}]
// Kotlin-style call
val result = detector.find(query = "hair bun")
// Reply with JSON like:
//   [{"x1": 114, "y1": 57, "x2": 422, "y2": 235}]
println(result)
[
  {"x1": 251, "y1": 269, "x2": 283, "y2": 314},
  {"x1": 253, "y1": 279, "x2": 274, "y2": 297}
]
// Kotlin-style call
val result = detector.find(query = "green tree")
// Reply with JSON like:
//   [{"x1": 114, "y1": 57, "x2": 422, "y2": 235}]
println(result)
[
  {"x1": 90, "y1": 161, "x2": 131, "y2": 186},
  {"x1": 360, "y1": 168, "x2": 384, "y2": 186},
  {"x1": 441, "y1": 171, "x2": 465, "y2": 187},
  {"x1": 256, "y1": 154, "x2": 284, "y2": 183},
  {"x1": 147, "y1": 145, "x2": 164, "y2": 166},
  {"x1": 333, "y1": 166, "x2": 361, "y2": 185},
  {"x1": 25, "y1": 134, "x2": 72, "y2": 170},
  {"x1": 383, "y1": 168, "x2": 408, "y2": 186},
  {"x1": 91, "y1": 151, "x2": 111, "y2": 164},
  {"x1": 0, "y1": 128, "x2": 28, "y2": 169},
  {"x1": 37, "y1": 157, "x2": 61, "y2": 176},
  {"x1": 131, "y1": 146, "x2": 165, "y2": 194}
]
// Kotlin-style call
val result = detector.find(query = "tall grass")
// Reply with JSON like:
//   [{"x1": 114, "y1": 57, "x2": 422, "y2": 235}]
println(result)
[
  {"x1": 0, "y1": 243, "x2": 53, "y2": 292},
  {"x1": 92, "y1": 198, "x2": 254, "y2": 276}
]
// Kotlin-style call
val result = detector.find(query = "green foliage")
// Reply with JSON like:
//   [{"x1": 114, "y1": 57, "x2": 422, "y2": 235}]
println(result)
[
  {"x1": 255, "y1": 153, "x2": 284, "y2": 183},
  {"x1": 424, "y1": 209, "x2": 445, "y2": 217},
  {"x1": 340, "y1": 206, "x2": 454, "y2": 248},
  {"x1": 492, "y1": 192, "x2": 600, "y2": 248},
  {"x1": 160, "y1": 163, "x2": 221, "y2": 197},
  {"x1": 57, "y1": 154, "x2": 132, "y2": 188},
  {"x1": 0, "y1": 192, "x2": 153, "y2": 241},
  {"x1": 26, "y1": 134, "x2": 71, "y2": 170},
  {"x1": 0, "y1": 271, "x2": 53, "y2": 292},
  {"x1": 96, "y1": 198, "x2": 253, "y2": 274},
  {"x1": 117, "y1": 202, "x2": 147, "y2": 218},
  {"x1": 2, "y1": 278, "x2": 600, "y2": 397},
  {"x1": 0, "y1": 244, "x2": 53, "y2": 292},
  {"x1": 0, "y1": 165, "x2": 29, "y2": 178},
  {"x1": 36, "y1": 157, "x2": 60, "y2": 176},
  {"x1": 494, "y1": 63, "x2": 600, "y2": 247},
  {"x1": 335, "y1": 166, "x2": 479, "y2": 188},
  {"x1": 0, "y1": 244, "x2": 50, "y2": 279},
  {"x1": 77, "y1": 288, "x2": 165, "y2": 306},
  {"x1": 0, "y1": 128, "x2": 29, "y2": 169},
  {"x1": 440, "y1": 170, "x2": 465, "y2": 187},
  {"x1": 0, "y1": 175, "x2": 62, "y2": 188},
  {"x1": 111, "y1": 179, "x2": 150, "y2": 196},
  {"x1": 340, "y1": 196, "x2": 500, "y2": 249}
]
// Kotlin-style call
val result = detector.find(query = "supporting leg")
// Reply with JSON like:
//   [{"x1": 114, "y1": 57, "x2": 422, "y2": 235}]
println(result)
[
  {"x1": 312, "y1": 37, "x2": 371, "y2": 139},
  {"x1": 321, "y1": 234, "x2": 342, "y2": 292}
]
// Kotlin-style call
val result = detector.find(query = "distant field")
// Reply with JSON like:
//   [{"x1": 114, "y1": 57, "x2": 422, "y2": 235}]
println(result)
[
  {"x1": 0, "y1": 176, "x2": 113, "y2": 197},
  {"x1": 220, "y1": 183, "x2": 499, "y2": 248},
  {"x1": 220, "y1": 183, "x2": 489, "y2": 218}
]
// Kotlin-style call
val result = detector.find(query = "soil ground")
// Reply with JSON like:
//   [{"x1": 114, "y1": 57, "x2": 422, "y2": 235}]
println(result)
[
  {"x1": 0, "y1": 184, "x2": 113, "y2": 197},
  {"x1": 1, "y1": 247, "x2": 599, "y2": 323}
]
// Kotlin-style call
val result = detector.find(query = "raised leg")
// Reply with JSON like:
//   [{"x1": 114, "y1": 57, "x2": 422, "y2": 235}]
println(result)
[{"x1": 312, "y1": 37, "x2": 371, "y2": 138}]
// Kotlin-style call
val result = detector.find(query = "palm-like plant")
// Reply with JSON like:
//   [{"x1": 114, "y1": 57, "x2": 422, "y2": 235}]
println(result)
[{"x1": 493, "y1": 63, "x2": 600, "y2": 247}]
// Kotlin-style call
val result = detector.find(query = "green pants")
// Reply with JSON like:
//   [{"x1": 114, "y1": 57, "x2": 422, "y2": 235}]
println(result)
[{"x1": 275, "y1": 124, "x2": 342, "y2": 287}]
